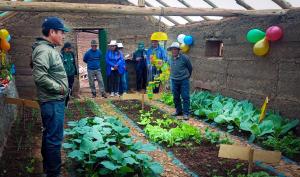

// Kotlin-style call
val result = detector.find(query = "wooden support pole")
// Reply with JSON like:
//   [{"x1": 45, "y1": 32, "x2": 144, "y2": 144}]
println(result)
[
  {"x1": 271, "y1": 0, "x2": 292, "y2": 9},
  {"x1": 0, "y1": 1, "x2": 293, "y2": 17},
  {"x1": 138, "y1": 0, "x2": 145, "y2": 7},
  {"x1": 248, "y1": 148, "x2": 254, "y2": 174},
  {"x1": 235, "y1": 0, "x2": 254, "y2": 10}
]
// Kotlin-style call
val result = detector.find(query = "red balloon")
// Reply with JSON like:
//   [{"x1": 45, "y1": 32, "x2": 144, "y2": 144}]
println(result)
[{"x1": 266, "y1": 26, "x2": 283, "y2": 42}]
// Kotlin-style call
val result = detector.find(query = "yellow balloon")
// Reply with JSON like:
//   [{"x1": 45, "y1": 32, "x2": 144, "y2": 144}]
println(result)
[
  {"x1": 0, "y1": 29, "x2": 9, "y2": 40},
  {"x1": 180, "y1": 44, "x2": 190, "y2": 53},
  {"x1": 253, "y1": 38, "x2": 269, "y2": 56}
]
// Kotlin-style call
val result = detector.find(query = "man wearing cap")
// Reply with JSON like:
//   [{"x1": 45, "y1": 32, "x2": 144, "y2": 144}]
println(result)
[
  {"x1": 146, "y1": 40, "x2": 168, "y2": 93},
  {"x1": 133, "y1": 41, "x2": 147, "y2": 91},
  {"x1": 168, "y1": 42, "x2": 193, "y2": 120},
  {"x1": 32, "y1": 16, "x2": 69, "y2": 177},
  {"x1": 83, "y1": 40, "x2": 107, "y2": 98}
]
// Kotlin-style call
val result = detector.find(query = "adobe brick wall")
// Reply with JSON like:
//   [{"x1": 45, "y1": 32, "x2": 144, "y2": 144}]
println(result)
[
  {"x1": 168, "y1": 9, "x2": 300, "y2": 119},
  {"x1": 1, "y1": 0, "x2": 164, "y2": 99}
]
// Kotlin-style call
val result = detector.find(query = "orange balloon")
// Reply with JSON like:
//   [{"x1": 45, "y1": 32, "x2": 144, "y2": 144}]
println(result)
[{"x1": 1, "y1": 38, "x2": 10, "y2": 52}]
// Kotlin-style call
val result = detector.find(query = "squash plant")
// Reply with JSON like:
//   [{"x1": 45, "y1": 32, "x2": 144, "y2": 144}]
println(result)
[{"x1": 63, "y1": 117, "x2": 163, "y2": 177}]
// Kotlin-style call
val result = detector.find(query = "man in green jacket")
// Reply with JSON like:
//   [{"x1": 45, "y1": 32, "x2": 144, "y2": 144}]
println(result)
[{"x1": 32, "y1": 16, "x2": 69, "y2": 177}]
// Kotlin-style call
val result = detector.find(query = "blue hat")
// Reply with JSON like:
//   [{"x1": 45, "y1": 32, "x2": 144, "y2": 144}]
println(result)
[{"x1": 42, "y1": 17, "x2": 69, "y2": 32}]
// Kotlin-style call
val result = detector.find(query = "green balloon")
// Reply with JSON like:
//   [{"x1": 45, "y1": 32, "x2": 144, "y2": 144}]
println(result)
[{"x1": 246, "y1": 29, "x2": 266, "y2": 43}]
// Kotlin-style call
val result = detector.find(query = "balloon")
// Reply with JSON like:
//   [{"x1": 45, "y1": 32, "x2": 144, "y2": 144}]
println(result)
[
  {"x1": 6, "y1": 35, "x2": 11, "y2": 42},
  {"x1": 0, "y1": 29, "x2": 9, "y2": 40},
  {"x1": 177, "y1": 34, "x2": 186, "y2": 43},
  {"x1": 0, "y1": 39, "x2": 11, "y2": 52},
  {"x1": 266, "y1": 26, "x2": 283, "y2": 42},
  {"x1": 184, "y1": 35, "x2": 193, "y2": 45},
  {"x1": 253, "y1": 38, "x2": 269, "y2": 56},
  {"x1": 246, "y1": 29, "x2": 265, "y2": 43},
  {"x1": 180, "y1": 44, "x2": 190, "y2": 53}
]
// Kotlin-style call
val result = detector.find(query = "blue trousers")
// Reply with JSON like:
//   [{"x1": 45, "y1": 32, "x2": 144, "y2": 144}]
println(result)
[
  {"x1": 171, "y1": 78, "x2": 190, "y2": 115},
  {"x1": 119, "y1": 71, "x2": 128, "y2": 94},
  {"x1": 40, "y1": 100, "x2": 65, "y2": 177}
]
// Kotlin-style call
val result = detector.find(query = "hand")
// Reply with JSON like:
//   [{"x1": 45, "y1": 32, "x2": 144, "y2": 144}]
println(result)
[{"x1": 60, "y1": 85, "x2": 64, "y2": 95}]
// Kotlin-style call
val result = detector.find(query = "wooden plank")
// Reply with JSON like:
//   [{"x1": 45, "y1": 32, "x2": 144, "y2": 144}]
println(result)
[
  {"x1": 254, "y1": 149, "x2": 281, "y2": 163},
  {"x1": 235, "y1": 0, "x2": 254, "y2": 10},
  {"x1": 4, "y1": 97, "x2": 23, "y2": 106},
  {"x1": 23, "y1": 99, "x2": 40, "y2": 109},
  {"x1": 218, "y1": 144, "x2": 250, "y2": 161},
  {"x1": 271, "y1": 0, "x2": 292, "y2": 9},
  {"x1": 0, "y1": 1, "x2": 294, "y2": 17}
]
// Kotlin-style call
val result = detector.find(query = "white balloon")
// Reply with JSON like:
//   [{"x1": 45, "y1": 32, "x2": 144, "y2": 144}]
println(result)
[{"x1": 177, "y1": 34, "x2": 186, "y2": 44}]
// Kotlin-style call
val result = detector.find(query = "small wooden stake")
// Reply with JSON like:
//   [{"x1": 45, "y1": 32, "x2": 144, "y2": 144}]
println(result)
[
  {"x1": 141, "y1": 94, "x2": 145, "y2": 110},
  {"x1": 248, "y1": 148, "x2": 254, "y2": 174}
]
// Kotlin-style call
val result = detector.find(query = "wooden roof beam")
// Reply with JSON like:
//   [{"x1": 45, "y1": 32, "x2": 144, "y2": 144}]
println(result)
[
  {"x1": 0, "y1": 1, "x2": 294, "y2": 17},
  {"x1": 177, "y1": 0, "x2": 211, "y2": 21},
  {"x1": 155, "y1": 0, "x2": 193, "y2": 22},
  {"x1": 145, "y1": 2, "x2": 179, "y2": 25},
  {"x1": 235, "y1": 0, "x2": 254, "y2": 10},
  {"x1": 271, "y1": 0, "x2": 293, "y2": 9}
]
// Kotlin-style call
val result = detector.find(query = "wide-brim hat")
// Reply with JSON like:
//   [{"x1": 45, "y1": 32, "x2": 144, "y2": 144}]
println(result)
[
  {"x1": 91, "y1": 40, "x2": 98, "y2": 45},
  {"x1": 117, "y1": 42, "x2": 124, "y2": 48},
  {"x1": 108, "y1": 40, "x2": 118, "y2": 46},
  {"x1": 167, "y1": 42, "x2": 181, "y2": 51}
]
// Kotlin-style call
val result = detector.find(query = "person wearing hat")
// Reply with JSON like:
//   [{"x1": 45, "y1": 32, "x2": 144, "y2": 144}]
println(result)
[
  {"x1": 83, "y1": 40, "x2": 107, "y2": 98},
  {"x1": 117, "y1": 42, "x2": 128, "y2": 95},
  {"x1": 31, "y1": 16, "x2": 69, "y2": 177},
  {"x1": 105, "y1": 40, "x2": 124, "y2": 97},
  {"x1": 168, "y1": 42, "x2": 193, "y2": 120},
  {"x1": 132, "y1": 41, "x2": 147, "y2": 91},
  {"x1": 61, "y1": 42, "x2": 77, "y2": 106},
  {"x1": 146, "y1": 40, "x2": 168, "y2": 93}
]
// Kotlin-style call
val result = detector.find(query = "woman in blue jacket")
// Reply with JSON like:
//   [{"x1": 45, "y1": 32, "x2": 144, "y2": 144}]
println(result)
[{"x1": 106, "y1": 40, "x2": 124, "y2": 96}]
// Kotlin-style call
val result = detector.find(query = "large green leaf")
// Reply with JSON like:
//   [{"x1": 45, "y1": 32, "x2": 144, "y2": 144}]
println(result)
[
  {"x1": 118, "y1": 166, "x2": 134, "y2": 174},
  {"x1": 149, "y1": 162, "x2": 164, "y2": 175},
  {"x1": 78, "y1": 118, "x2": 88, "y2": 127},
  {"x1": 123, "y1": 157, "x2": 137, "y2": 165},
  {"x1": 63, "y1": 143, "x2": 75, "y2": 149},
  {"x1": 80, "y1": 138, "x2": 94, "y2": 154},
  {"x1": 240, "y1": 121, "x2": 252, "y2": 132},
  {"x1": 110, "y1": 145, "x2": 123, "y2": 161},
  {"x1": 67, "y1": 121, "x2": 78, "y2": 127},
  {"x1": 101, "y1": 161, "x2": 119, "y2": 171},
  {"x1": 95, "y1": 149, "x2": 108, "y2": 158},
  {"x1": 214, "y1": 115, "x2": 226, "y2": 124},
  {"x1": 280, "y1": 119, "x2": 299, "y2": 136},
  {"x1": 68, "y1": 150, "x2": 84, "y2": 160},
  {"x1": 258, "y1": 120, "x2": 274, "y2": 136},
  {"x1": 140, "y1": 143, "x2": 157, "y2": 152}
]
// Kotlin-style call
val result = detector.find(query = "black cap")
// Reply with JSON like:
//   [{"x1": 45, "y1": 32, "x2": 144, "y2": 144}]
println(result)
[{"x1": 42, "y1": 17, "x2": 69, "y2": 32}]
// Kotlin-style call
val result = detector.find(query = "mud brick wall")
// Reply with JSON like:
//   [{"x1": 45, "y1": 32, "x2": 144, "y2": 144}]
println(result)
[
  {"x1": 168, "y1": 9, "x2": 300, "y2": 120},
  {"x1": 1, "y1": 0, "x2": 164, "y2": 99},
  {"x1": 0, "y1": 79, "x2": 18, "y2": 158}
]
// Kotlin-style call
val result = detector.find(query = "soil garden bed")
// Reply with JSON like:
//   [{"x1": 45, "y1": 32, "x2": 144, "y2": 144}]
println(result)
[{"x1": 112, "y1": 100, "x2": 276, "y2": 177}]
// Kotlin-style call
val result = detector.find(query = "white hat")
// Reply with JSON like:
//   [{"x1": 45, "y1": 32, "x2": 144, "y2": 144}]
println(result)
[
  {"x1": 167, "y1": 42, "x2": 180, "y2": 51},
  {"x1": 117, "y1": 42, "x2": 124, "y2": 48},
  {"x1": 108, "y1": 40, "x2": 118, "y2": 46}
]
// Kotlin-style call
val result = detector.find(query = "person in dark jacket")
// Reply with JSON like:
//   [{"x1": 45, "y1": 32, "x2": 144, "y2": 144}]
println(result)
[
  {"x1": 61, "y1": 42, "x2": 77, "y2": 106},
  {"x1": 32, "y1": 16, "x2": 69, "y2": 177},
  {"x1": 132, "y1": 41, "x2": 147, "y2": 91},
  {"x1": 168, "y1": 42, "x2": 192, "y2": 120},
  {"x1": 83, "y1": 40, "x2": 107, "y2": 98}
]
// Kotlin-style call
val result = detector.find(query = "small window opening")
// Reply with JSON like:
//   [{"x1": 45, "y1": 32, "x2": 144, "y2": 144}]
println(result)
[{"x1": 205, "y1": 40, "x2": 223, "y2": 57}]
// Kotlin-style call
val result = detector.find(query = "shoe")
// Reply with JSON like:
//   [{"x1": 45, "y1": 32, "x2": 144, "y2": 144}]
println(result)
[
  {"x1": 172, "y1": 112, "x2": 183, "y2": 116},
  {"x1": 123, "y1": 92, "x2": 127, "y2": 94},
  {"x1": 110, "y1": 92, "x2": 114, "y2": 97},
  {"x1": 183, "y1": 115, "x2": 189, "y2": 120},
  {"x1": 92, "y1": 93, "x2": 96, "y2": 98},
  {"x1": 101, "y1": 92, "x2": 107, "y2": 98},
  {"x1": 115, "y1": 92, "x2": 120, "y2": 97}
]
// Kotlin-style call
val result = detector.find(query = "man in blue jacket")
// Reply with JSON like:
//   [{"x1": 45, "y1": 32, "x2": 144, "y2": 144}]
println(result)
[
  {"x1": 168, "y1": 42, "x2": 192, "y2": 120},
  {"x1": 83, "y1": 40, "x2": 107, "y2": 98}
]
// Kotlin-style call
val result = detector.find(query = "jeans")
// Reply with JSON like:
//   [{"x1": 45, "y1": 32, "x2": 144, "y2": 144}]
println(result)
[
  {"x1": 40, "y1": 100, "x2": 65, "y2": 177},
  {"x1": 119, "y1": 71, "x2": 128, "y2": 94},
  {"x1": 87, "y1": 69, "x2": 105, "y2": 95},
  {"x1": 171, "y1": 78, "x2": 190, "y2": 115},
  {"x1": 110, "y1": 70, "x2": 120, "y2": 93}
]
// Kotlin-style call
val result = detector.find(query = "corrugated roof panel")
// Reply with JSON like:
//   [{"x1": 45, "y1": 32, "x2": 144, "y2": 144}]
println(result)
[{"x1": 243, "y1": 0, "x2": 281, "y2": 9}]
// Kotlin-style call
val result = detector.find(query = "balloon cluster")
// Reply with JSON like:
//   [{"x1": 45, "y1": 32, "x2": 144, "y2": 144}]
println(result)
[
  {"x1": 0, "y1": 29, "x2": 12, "y2": 92},
  {"x1": 177, "y1": 34, "x2": 193, "y2": 53},
  {"x1": 247, "y1": 26, "x2": 283, "y2": 56},
  {"x1": 0, "y1": 29, "x2": 11, "y2": 66}
]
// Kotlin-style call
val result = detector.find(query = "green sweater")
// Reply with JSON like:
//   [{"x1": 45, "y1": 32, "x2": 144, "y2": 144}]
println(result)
[
  {"x1": 169, "y1": 54, "x2": 193, "y2": 80},
  {"x1": 32, "y1": 38, "x2": 68, "y2": 102}
]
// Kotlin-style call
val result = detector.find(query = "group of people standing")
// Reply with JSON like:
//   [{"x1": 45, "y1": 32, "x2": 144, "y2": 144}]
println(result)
[{"x1": 31, "y1": 16, "x2": 193, "y2": 177}]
